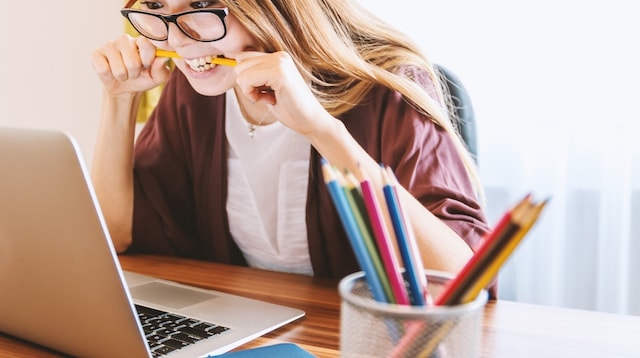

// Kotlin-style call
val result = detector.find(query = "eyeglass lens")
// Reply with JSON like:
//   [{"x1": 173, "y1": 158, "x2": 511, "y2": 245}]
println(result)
[{"x1": 128, "y1": 11, "x2": 226, "y2": 41}]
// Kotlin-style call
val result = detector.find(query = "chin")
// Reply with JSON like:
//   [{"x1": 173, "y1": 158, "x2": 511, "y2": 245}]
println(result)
[{"x1": 180, "y1": 76, "x2": 229, "y2": 97}]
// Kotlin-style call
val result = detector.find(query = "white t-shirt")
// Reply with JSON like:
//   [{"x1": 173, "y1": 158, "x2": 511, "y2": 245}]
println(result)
[{"x1": 225, "y1": 90, "x2": 313, "y2": 275}]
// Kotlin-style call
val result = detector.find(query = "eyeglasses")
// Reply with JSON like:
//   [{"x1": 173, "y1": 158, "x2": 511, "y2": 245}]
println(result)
[{"x1": 121, "y1": 8, "x2": 229, "y2": 42}]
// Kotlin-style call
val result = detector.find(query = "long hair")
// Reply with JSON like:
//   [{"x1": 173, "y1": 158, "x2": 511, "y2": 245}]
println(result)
[{"x1": 225, "y1": 0, "x2": 483, "y2": 198}]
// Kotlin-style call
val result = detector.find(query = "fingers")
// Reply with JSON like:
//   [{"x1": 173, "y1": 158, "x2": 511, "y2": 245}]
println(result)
[
  {"x1": 135, "y1": 36, "x2": 157, "y2": 69},
  {"x1": 91, "y1": 35, "x2": 167, "y2": 94},
  {"x1": 233, "y1": 51, "x2": 292, "y2": 105},
  {"x1": 149, "y1": 57, "x2": 173, "y2": 85},
  {"x1": 94, "y1": 35, "x2": 137, "y2": 81},
  {"x1": 232, "y1": 51, "x2": 332, "y2": 137}
]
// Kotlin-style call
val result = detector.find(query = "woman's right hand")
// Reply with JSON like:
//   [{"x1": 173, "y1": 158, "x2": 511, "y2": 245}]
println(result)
[{"x1": 91, "y1": 34, "x2": 172, "y2": 96}]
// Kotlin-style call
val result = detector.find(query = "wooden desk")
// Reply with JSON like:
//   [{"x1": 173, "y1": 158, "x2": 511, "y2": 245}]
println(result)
[{"x1": 2, "y1": 254, "x2": 640, "y2": 357}]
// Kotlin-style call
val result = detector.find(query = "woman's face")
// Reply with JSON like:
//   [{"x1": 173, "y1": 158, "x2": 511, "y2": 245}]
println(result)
[{"x1": 145, "y1": 0, "x2": 258, "y2": 96}]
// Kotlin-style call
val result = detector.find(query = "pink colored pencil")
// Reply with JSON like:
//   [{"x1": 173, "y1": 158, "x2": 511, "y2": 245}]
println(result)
[{"x1": 360, "y1": 178, "x2": 410, "y2": 305}]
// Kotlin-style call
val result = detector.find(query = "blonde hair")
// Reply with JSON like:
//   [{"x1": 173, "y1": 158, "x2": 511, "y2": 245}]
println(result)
[{"x1": 225, "y1": 0, "x2": 483, "y2": 199}]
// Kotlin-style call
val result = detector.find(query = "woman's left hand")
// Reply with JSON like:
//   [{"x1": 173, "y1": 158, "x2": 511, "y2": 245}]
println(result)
[{"x1": 232, "y1": 51, "x2": 333, "y2": 137}]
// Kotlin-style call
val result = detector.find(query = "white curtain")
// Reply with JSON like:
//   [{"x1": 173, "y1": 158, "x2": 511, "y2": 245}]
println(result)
[
  {"x1": 471, "y1": 6, "x2": 640, "y2": 315},
  {"x1": 364, "y1": 0, "x2": 640, "y2": 315},
  {"x1": 482, "y1": 121, "x2": 640, "y2": 315}
]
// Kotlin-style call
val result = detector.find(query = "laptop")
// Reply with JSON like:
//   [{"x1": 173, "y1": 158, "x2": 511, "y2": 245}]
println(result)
[{"x1": 0, "y1": 126, "x2": 305, "y2": 358}]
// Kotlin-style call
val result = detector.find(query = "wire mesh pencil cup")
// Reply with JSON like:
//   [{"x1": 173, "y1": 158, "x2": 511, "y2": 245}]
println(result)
[{"x1": 339, "y1": 270, "x2": 488, "y2": 358}]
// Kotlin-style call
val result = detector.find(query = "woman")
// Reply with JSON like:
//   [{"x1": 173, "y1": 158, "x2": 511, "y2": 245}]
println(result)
[{"x1": 91, "y1": 0, "x2": 489, "y2": 281}]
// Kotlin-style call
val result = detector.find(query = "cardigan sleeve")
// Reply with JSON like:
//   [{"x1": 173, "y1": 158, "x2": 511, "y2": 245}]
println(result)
[
  {"x1": 382, "y1": 92, "x2": 489, "y2": 251},
  {"x1": 342, "y1": 82, "x2": 490, "y2": 252}
]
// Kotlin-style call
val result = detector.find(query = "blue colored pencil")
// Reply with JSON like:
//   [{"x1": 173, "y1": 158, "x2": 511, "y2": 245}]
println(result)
[{"x1": 382, "y1": 166, "x2": 428, "y2": 306}]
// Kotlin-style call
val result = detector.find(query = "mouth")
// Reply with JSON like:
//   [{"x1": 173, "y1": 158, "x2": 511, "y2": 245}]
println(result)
[{"x1": 184, "y1": 55, "x2": 229, "y2": 72}]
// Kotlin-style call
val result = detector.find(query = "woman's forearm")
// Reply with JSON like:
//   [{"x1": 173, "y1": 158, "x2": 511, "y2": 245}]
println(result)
[
  {"x1": 398, "y1": 189, "x2": 474, "y2": 274},
  {"x1": 91, "y1": 90, "x2": 142, "y2": 253}
]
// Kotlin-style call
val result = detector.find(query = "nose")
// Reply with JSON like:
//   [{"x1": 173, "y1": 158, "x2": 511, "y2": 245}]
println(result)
[{"x1": 165, "y1": 22, "x2": 192, "y2": 48}]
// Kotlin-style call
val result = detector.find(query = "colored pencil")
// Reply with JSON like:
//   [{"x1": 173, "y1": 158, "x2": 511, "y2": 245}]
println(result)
[
  {"x1": 382, "y1": 166, "x2": 428, "y2": 306},
  {"x1": 155, "y1": 49, "x2": 237, "y2": 67},
  {"x1": 341, "y1": 171, "x2": 394, "y2": 303},
  {"x1": 458, "y1": 198, "x2": 549, "y2": 303},
  {"x1": 435, "y1": 194, "x2": 534, "y2": 305},
  {"x1": 360, "y1": 177, "x2": 411, "y2": 305}
]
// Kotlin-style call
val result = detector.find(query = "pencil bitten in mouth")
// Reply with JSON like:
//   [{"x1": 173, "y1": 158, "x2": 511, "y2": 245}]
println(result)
[{"x1": 184, "y1": 55, "x2": 229, "y2": 71}]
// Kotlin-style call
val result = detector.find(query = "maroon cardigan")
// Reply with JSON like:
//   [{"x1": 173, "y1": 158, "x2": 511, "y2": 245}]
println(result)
[{"x1": 130, "y1": 69, "x2": 490, "y2": 281}]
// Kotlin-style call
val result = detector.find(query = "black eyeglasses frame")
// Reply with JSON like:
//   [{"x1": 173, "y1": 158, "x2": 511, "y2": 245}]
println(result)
[{"x1": 120, "y1": 8, "x2": 229, "y2": 42}]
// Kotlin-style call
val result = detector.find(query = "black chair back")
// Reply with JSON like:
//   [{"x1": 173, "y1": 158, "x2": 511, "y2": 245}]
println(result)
[{"x1": 435, "y1": 64, "x2": 478, "y2": 162}]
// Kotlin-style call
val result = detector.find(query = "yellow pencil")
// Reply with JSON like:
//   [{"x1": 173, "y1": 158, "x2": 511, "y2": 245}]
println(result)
[
  {"x1": 155, "y1": 49, "x2": 237, "y2": 67},
  {"x1": 459, "y1": 198, "x2": 549, "y2": 304}
]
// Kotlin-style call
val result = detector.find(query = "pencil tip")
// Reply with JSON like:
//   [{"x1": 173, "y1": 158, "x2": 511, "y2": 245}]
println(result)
[{"x1": 537, "y1": 197, "x2": 551, "y2": 210}]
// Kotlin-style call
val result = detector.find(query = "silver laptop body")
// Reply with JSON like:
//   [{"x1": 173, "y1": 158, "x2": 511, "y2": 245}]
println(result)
[{"x1": 0, "y1": 127, "x2": 304, "y2": 358}]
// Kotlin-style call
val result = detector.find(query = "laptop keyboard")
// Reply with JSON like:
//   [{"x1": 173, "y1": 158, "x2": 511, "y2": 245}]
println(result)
[{"x1": 135, "y1": 304, "x2": 230, "y2": 357}]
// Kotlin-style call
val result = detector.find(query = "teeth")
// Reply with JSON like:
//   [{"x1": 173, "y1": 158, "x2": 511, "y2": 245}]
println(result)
[{"x1": 185, "y1": 55, "x2": 221, "y2": 72}]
